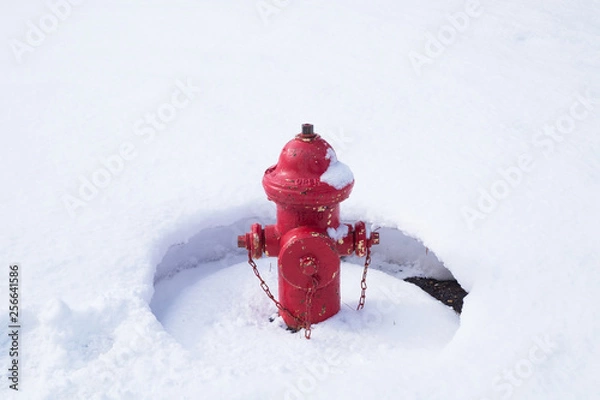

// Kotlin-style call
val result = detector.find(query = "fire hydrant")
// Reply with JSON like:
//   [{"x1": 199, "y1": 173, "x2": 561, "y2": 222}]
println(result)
[{"x1": 238, "y1": 124, "x2": 379, "y2": 337}]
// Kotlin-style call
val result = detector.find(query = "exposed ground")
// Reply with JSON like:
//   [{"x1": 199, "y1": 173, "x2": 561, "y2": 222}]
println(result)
[{"x1": 404, "y1": 278, "x2": 468, "y2": 313}]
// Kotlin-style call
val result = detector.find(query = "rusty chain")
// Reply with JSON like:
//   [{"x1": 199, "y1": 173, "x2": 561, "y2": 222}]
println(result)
[
  {"x1": 356, "y1": 245, "x2": 371, "y2": 310},
  {"x1": 246, "y1": 251, "x2": 304, "y2": 328},
  {"x1": 247, "y1": 250, "x2": 321, "y2": 339},
  {"x1": 303, "y1": 276, "x2": 319, "y2": 339}
]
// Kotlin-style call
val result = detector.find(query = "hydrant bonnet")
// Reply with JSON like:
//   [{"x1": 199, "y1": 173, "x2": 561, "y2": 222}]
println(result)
[{"x1": 262, "y1": 124, "x2": 354, "y2": 207}]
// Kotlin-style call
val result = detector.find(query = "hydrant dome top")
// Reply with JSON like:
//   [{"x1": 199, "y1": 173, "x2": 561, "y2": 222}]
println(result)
[{"x1": 262, "y1": 124, "x2": 354, "y2": 206}]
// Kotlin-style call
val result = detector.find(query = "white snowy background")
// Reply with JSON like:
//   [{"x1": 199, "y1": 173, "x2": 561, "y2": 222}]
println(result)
[{"x1": 1, "y1": 0, "x2": 599, "y2": 399}]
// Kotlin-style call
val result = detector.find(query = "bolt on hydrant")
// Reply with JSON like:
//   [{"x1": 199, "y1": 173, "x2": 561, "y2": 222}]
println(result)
[{"x1": 238, "y1": 124, "x2": 379, "y2": 338}]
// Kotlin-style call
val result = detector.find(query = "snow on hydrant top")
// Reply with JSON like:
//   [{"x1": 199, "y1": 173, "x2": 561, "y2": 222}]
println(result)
[{"x1": 320, "y1": 147, "x2": 354, "y2": 190}]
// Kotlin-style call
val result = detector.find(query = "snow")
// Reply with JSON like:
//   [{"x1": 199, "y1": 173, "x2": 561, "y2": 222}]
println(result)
[
  {"x1": 1, "y1": 1, "x2": 600, "y2": 399},
  {"x1": 320, "y1": 148, "x2": 354, "y2": 190},
  {"x1": 326, "y1": 224, "x2": 349, "y2": 241},
  {"x1": 152, "y1": 258, "x2": 458, "y2": 399}
]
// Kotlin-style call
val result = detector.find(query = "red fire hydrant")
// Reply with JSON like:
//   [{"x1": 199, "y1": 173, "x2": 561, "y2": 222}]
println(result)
[{"x1": 238, "y1": 124, "x2": 379, "y2": 338}]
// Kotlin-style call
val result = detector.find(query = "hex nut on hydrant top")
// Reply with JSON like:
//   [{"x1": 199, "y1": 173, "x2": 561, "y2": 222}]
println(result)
[{"x1": 238, "y1": 124, "x2": 379, "y2": 338}]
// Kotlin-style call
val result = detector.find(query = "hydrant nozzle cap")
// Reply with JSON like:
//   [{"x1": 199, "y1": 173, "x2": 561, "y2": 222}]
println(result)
[{"x1": 237, "y1": 234, "x2": 246, "y2": 248}]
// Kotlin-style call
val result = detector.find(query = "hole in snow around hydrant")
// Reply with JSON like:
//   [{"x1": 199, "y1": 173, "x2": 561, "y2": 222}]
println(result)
[{"x1": 149, "y1": 216, "x2": 460, "y2": 357}]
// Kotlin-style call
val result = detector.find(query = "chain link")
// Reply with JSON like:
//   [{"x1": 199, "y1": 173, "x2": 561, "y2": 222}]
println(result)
[
  {"x1": 246, "y1": 250, "x2": 323, "y2": 339},
  {"x1": 356, "y1": 245, "x2": 371, "y2": 310},
  {"x1": 303, "y1": 276, "x2": 319, "y2": 339},
  {"x1": 246, "y1": 251, "x2": 303, "y2": 326}
]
